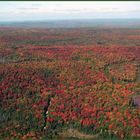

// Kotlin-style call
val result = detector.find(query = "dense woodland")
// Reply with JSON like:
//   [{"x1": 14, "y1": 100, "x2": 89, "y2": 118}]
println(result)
[{"x1": 0, "y1": 27, "x2": 140, "y2": 139}]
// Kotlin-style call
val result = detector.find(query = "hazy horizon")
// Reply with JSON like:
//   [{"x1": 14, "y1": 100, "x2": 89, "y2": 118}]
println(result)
[
  {"x1": 1, "y1": 18, "x2": 140, "y2": 23},
  {"x1": 0, "y1": 1, "x2": 140, "y2": 22}
]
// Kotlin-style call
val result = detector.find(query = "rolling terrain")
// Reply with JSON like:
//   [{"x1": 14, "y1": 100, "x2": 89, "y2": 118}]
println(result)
[{"x1": 0, "y1": 25, "x2": 140, "y2": 139}]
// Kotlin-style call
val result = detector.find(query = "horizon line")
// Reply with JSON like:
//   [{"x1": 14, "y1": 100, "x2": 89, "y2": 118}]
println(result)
[{"x1": 1, "y1": 18, "x2": 140, "y2": 23}]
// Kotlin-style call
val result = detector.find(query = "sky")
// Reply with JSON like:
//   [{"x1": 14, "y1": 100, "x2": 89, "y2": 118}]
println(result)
[{"x1": 0, "y1": 1, "x2": 140, "y2": 22}]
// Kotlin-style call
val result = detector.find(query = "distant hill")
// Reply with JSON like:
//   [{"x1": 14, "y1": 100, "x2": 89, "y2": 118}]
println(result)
[{"x1": 0, "y1": 19, "x2": 140, "y2": 28}]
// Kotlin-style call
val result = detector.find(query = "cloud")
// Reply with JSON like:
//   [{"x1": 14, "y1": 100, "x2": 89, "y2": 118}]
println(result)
[
  {"x1": 0, "y1": 1, "x2": 140, "y2": 21},
  {"x1": 18, "y1": 8, "x2": 39, "y2": 10},
  {"x1": 15, "y1": 2, "x2": 140, "y2": 15}
]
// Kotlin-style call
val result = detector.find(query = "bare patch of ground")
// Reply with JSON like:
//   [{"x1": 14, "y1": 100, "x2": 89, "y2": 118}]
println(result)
[{"x1": 58, "y1": 128, "x2": 99, "y2": 139}]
